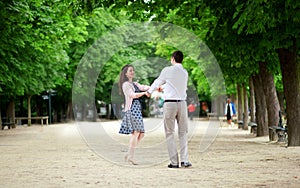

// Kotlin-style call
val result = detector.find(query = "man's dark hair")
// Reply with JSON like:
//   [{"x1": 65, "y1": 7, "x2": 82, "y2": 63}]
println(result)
[{"x1": 172, "y1": 50, "x2": 183, "y2": 63}]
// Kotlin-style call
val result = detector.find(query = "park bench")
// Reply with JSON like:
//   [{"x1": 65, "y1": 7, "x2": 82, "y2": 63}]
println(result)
[
  {"x1": 269, "y1": 125, "x2": 287, "y2": 142},
  {"x1": 237, "y1": 120, "x2": 244, "y2": 129},
  {"x1": 15, "y1": 116, "x2": 49, "y2": 126},
  {"x1": 207, "y1": 113, "x2": 218, "y2": 118},
  {"x1": 268, "y1": 111, "x2": 288, "y2": 142},
  {"x1": 248, "y1": 122, "x2": 257, "y2": 134},
  {"x1": 1, "y1": 117, "x2": 14, "y2": 130}
]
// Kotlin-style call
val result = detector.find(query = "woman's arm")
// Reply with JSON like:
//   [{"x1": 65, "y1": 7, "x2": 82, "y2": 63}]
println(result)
[
  {"x1": 134, "y1": 82, "x2": 150, "y2": 91},
  {"x1": 123, "y1": 82, "x2": 146, "y2": 99}
]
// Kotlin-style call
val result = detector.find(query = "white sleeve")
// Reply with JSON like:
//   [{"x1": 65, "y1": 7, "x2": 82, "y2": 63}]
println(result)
[{"x1": 148, "y1": 68, "x2": 167, "y2": 94}]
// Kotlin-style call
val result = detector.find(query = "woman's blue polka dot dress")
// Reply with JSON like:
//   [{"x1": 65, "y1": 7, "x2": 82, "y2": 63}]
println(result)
[{"x1": 119, "y1": 83, "x2": 145, "y2": 135}]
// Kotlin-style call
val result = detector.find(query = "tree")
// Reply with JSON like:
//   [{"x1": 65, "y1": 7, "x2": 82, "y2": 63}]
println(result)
[
  {"x1": 252, "y1": 73, "x2": 268, "y2": 136},
  {"x1": 233, "y1": 0, "x2": 300, "y2": 146},
  {"x1": 242, "y1": 83, "x2": 249, "y2": 130},
  {"x1": 0, "y1": 0, "x2": 88, "y2": 124},
  {"x1": 249, "y1": 76, "x2": 255, "y2": 123},
  {"x1": 260, "y1": 62, "x2": 280, "y2": 129}
]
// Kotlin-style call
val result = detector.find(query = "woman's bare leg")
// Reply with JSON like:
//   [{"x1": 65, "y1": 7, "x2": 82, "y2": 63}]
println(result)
[
  {"x1": 137, "y1": 132, "x2": 144, "y2": 143},
  {"x1": 126, "y1": 131, "x2": 139, "y2": 165}
]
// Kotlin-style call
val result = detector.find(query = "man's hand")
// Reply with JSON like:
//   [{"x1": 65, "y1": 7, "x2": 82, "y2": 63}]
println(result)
[
  {"x1": 158, "y1": 87, "x2": 163, "y2": 92},
  {"x1": 145, "y1": 91, "x2": 151, "y2": 97}
]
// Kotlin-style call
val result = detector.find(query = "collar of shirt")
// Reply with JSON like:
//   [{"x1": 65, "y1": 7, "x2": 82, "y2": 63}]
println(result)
[{"x1": 174, "y1": 63, "x2": 183, "y2": 68}]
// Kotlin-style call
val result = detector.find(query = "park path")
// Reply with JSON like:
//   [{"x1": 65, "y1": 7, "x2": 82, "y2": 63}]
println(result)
[{"x1": 0, "y1": 119, "x2": 299, "y2": 188}]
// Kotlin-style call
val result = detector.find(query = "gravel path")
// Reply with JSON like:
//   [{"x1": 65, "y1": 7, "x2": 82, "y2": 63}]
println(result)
[{"x1": 0, "y1": 119, "x2": 299, "y2": 187}]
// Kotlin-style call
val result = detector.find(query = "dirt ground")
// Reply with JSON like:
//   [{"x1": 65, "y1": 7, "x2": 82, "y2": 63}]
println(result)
[{"x1": 0, "y1": 119, "x2": 299, "y2": 188}]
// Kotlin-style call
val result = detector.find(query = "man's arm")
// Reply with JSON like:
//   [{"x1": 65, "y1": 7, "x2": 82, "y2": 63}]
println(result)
[{"x1": 146, "y1": 68, "x2": 166, "y2": 97}]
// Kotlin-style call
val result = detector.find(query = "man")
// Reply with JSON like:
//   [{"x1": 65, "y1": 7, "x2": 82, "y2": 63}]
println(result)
[{"x1": 146, "y1": 50, "x2": 192, "y2": 168}]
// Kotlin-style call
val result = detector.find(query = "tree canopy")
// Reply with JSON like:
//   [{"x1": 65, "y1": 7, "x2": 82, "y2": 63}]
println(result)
[{"x1": 1, "y1": 0, "x2": 299, "y2": 145}]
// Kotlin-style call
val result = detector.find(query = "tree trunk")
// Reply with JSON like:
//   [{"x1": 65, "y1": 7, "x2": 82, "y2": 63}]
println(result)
[
  {"x1": 242, "y1": 83, "x2": 249, "y2": 130},
  {"x1": 252, "y1": 73, "x2": 268, "y2": 136},
  {"x1": 12, "y1": 99, "x2": 15, "y2": 128},
  {"x1": 0, "y1": 96, "x2": 2, "y2": 125},
  {"x1": 19, "y1": 96, "x2": 24, "y2": 117},
  {"x1": 28, "y1": 95, "x2": 32, "y2": 126},
  {"x1": 53, "y1": 109, "x2": 58, "y2": 123},
  {"x1": 60, "y1": 102, "x2": 66, "y2": 122},
  {"x1": 277, "y1": 43, "x2": 300, "y2": 146},
  {"x1": 237, "y1": 84, "x2": 243, "y2": 122},
  {"x1": 277, "y1": 91, "x2": 285, "y2": 115},
  {"x1": 260, "y1": 62, "x2": 280, "y2": 141},
  {"x1": 211, "y1": 97, "x2": 218, "y2": 115},
  {"x1": 230, "y1": 94, "x2": 236, "y2": 102},
  {"x1": 249, "y1": 76, "x2": 255, "y2": 122},
  {"x1": 218, "y1": 95, "x2": 225, "y2": 117},
  {"x1": 7, "y1": 99, "x2": 15, "y2": 128},
  {"x1": 66, "y1": 101, "x2": 73, "y2": 121},
  {"x1": 36, "y1": 96, "x2": 43, "y2": 124}
]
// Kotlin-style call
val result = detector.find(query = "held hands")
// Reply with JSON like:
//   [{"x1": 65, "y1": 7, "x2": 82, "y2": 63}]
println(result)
[
  {"x1": 138, "y1": 91, "x2": 150, "y2": 98},
  {"x1": 145, "y1": 91, "x2": 151, "y2": 97},
  {"x1": 144, "y1": 87, "x2": 162, "y2": 97},
  {"x1": 144, "y1": 87, "x2": 161, "y2": 97}
]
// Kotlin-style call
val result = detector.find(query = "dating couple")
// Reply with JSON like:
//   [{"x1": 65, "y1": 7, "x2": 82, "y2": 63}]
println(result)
[{"x1": 118, "y1": 50, "x2": 192, "y2": 168}]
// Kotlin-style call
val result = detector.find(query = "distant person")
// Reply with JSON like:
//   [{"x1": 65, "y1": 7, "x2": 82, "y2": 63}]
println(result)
[
  {"x1": 224, "y1": 98, "x2": 236, "y2": 125},
  {"x1": 118, "y1": 64, "x2": 149, "y2": 165},
  {"x1": 201, "y1": 102, "x2": 208, "y2": 112},
  {"x1": 146, "y1": 50, "x2": 192, "y2": 168},
  {"x1": 187, "y1": 103, "x2": 196, "y2": 120}
]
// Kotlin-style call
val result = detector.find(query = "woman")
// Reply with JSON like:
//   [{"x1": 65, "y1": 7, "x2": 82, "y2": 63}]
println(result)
[
  {"x1": 224, "y1": 98, "x2": 236, "y2": 125},
  {"x1": 118, "y1": 64, "x2": 149, "y2": 165}
]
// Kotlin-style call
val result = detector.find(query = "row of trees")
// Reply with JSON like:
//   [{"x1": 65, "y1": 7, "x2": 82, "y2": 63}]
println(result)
[
  {"x1": 0, "y1": 1, "x2": 299, "y2": 146},
  {"x1": 200, "y1": 0, "x2": 300, "y2": 146},
  {"x1": 115, "y1": 0, "x2": 299, "y2": 146}
]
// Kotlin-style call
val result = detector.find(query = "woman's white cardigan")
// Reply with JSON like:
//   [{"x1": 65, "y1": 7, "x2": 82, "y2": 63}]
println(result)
[{"x1": 122, "y1": 81, "x2": 150, "y2": 111}]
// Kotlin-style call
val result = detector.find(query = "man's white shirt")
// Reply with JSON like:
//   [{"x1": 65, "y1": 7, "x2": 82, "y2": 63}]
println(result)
[{"x1": 148, "y1": 63, "x2": 188, "y2": 100}]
